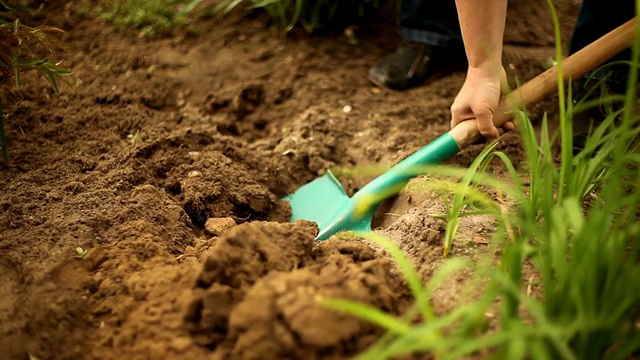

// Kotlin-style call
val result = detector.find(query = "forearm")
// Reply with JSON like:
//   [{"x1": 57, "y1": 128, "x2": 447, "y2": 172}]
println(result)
[{"x1": 455, "y1": 0, "x2": 508, "y2": 71}]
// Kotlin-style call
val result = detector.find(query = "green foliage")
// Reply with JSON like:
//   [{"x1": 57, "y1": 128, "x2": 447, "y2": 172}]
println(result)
[
  {"x1": 0, "y1": 1, "x2": 71, "y2": 161},
  {"x1": 88, "y1": 0, "x2": 207, "y2": 37},
  {"x1": 405, "y1": 141, "x2": 508, "y2": 257},
  {"x1": 211, "y1": 0, "x2": 385, "y2": 34},
  {"x1": 322, "y1": 231, "x2": 478, "y2": 359},
  {"x1": 320, "y1": 2, "x2": 640, "y2": 359},
  {"x1": 75, "y1": 246, "x2": 88, "y2": 259}
]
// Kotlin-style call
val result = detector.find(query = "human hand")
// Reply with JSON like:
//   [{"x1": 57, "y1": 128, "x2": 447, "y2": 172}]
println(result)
[{"x1": 450, "y1": 65, "x2": 514, "y2": 141}]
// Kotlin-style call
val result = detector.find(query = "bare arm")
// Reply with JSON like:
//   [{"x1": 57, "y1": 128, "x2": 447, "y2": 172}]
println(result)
[
  {"x1": 456, "y1": 0, "x2": 508, "y2": 71},
  {"x1": 450, "y1": 0, "x2": 509, "y2": 140}
]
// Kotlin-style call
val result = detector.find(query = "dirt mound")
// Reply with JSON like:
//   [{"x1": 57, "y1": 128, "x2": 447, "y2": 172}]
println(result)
[
  {"x1": 120, "y1": 131, "x2": 292, "y2": 227},
  {"x1": 75, "y1": 221, "x2": 409, "y2": 360},
  {"x1": 188, "y1": 221, "x2": 409, "y2": 359}
]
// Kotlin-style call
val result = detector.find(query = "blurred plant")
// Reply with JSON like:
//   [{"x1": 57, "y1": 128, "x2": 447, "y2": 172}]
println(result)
[
  {"x1": 405, "y1": 141, "x2": 508, "y2": 257},
  {"x1": 211, "y1": 0, "x2": 386, "y2": 34},
  {"x1": 87, "y1": 0, "x2": 207, "y2": 37},
  {"x1": 322, "y1": 231, "x2": 480, "y2": 359},
  {"x1": 0, "y1": 1, "x2": 71, "y2": 161}
]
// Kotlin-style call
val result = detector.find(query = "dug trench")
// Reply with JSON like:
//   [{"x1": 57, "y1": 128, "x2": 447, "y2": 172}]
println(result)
[{"x1": 0, "y1": 1, "x2": 578, "y2": 359}]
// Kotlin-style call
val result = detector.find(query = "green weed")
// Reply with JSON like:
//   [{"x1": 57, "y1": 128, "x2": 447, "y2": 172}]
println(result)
[
  {"x1": 129, "y1": 129, "x2": 141, "y2": 144},
  {"x1": 405, "y1": 141, "x2": 509, "y2": 257},
  {"x1": 86, "y1": 0, "x2": 207, "y2": 37},
  {"x1": 0, "y1": 1, "x2": 71, "y2": 162},
  {"x1": 75, "y1": 246, "x2": 88, "y2": 259}
]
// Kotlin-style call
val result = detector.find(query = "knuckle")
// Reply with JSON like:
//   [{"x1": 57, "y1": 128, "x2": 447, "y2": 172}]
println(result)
[{"x1": 473, "y1": 106, "x2": 494, "y2": 117}]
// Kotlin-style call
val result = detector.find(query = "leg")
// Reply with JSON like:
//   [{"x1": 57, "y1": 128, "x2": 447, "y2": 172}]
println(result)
[
  {"x1": 398, "y1": 0, "x2": 462, "y2": 46},
  {"x1": 570, "y1": 0, "x2": 635, "y2": 90},
  {"x1": 368, "y1": 0, "x2": 466, "y2": 90},
  {"x1": 569, "y1": 0, "x2": 636, "y2": 154}
]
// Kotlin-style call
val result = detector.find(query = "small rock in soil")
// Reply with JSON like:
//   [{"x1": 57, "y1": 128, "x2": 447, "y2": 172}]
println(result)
[
  {"x1": 82, "y1": 246, "x2": 108, "y2": 271},
  {"x1": 204, "y1": 217, "x2": 236, "y2": 236},
  {"x1": 472, "y1": 236, "x2": 488, "y2": 245}
]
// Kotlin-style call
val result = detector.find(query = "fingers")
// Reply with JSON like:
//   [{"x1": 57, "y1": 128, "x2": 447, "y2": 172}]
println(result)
[
  {"x1": 450, "y1": 102, "x2": 465, "y2": 129},
  {"x1": 451, "y1": 101, "x2": 501, "y2": 140},
  {"x1": 473, "y1": 107, "x2": 500, "y2": 141},
  {"x1": 502, "y1": 121, "x2": 516, "y2": 132},
  {"x1": 449, "y1": 70, "x2": 515, "y2": 141}
]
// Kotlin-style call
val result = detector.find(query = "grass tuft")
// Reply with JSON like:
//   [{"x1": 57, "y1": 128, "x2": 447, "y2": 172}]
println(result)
[{"x1": 85, "y1": 0, "x2": 208, "y2": 38}]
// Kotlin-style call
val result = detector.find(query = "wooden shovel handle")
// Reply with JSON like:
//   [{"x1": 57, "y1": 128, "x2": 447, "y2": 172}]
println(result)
[{"x1": 449, "y1": 17, "x2": 638, "y2": 148}]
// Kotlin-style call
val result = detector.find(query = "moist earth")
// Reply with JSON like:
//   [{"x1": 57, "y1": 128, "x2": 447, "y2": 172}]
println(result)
[{"x1": 0, "y1": 1, "x2": 579, "y2": 359}]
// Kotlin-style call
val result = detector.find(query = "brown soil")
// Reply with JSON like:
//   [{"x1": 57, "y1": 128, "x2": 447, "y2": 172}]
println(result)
[{"x1": 0, "y1": 1, "x2": 579, "y2": 359}]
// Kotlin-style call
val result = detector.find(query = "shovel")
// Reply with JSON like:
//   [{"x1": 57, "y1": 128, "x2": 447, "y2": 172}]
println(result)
[{"x1": 284, "y1": 18, "x2": 637, "y2": 241}]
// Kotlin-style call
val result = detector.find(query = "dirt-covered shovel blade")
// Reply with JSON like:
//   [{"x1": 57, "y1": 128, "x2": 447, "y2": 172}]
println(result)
[{"x1": 284, "y1": 17, "x2": 637, "y2": 241}]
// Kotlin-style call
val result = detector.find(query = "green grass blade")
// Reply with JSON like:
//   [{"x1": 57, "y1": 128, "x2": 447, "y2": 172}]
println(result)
[
  {"x1": 176, "y1": 0, "x2": 204, "y2": 15},
  {"x1": 36, "y1": 66, "x2": 59, "y2": 93},
  {"x1": 13, "y1": 60, "x2": 20, "y2": 87},
  {"x1": 319, "y1": 298, "x2": 412, "y2": 335},
  {"x1": 350, "y1": 231, "x2": 435, "y2": 322},
  {"x1": 424, "y1": 257, "x2": 470, "y2": 297}
]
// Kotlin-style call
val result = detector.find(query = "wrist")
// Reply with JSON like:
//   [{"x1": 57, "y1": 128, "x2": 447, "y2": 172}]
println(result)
[{"x1": 468, "y1": 61, "x2": 503, "y2": 76}]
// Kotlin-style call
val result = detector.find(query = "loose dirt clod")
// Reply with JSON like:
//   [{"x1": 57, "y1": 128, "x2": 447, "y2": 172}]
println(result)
[
  {"x1": 204, "y1": 217, "x2": 237, "y2": 236},
  {"x1": 82, "y1": 246, "x2": 109, "y2": 271},
  {"x1": 187, "y1": 221, "x2": 410, "y2": 359}
]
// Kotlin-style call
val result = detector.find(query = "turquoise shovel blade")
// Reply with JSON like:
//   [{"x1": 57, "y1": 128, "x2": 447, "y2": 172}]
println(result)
[{"x1": 283, "y1": 133, "x2": 461, "y2": 240}]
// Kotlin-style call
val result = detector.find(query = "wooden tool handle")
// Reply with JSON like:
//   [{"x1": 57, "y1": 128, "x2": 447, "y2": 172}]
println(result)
[{"x1": 449, "y1": 17, "x2": 638, "y2": 148}]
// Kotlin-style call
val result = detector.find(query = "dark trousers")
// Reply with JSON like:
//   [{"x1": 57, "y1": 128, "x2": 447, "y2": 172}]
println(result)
[
  {"x1": 569, "y1": 0, "x2": 635, "y2": 88},
  {"x1": 399, "y1": 0, "x2": 462, "y2": 46},
  {"x1": 400, "y1": 0, "x2": 636, "y2": 88}
]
